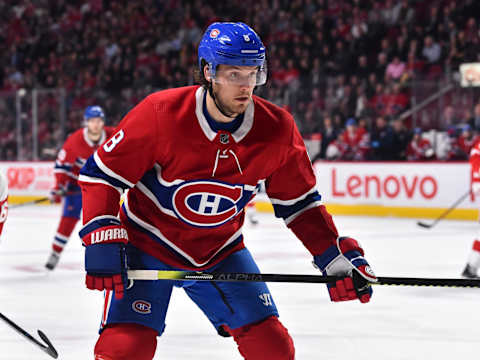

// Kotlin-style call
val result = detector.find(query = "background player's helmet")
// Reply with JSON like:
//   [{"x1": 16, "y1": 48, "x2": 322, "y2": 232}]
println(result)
[
  {"x1": 84, "y1": 106, "x2": 105, "y2": 121},
  {"x1": 198, "y1": 22, "x2": 267, "y2": 86}
]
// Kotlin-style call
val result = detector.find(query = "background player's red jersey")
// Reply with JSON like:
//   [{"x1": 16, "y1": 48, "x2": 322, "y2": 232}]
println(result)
[
  {"x1": 79, "y1": 86, "x2": 338, "y2": 269},
  {"x1": 406, "y1": 138, "x2": 433, "y2": 160},
  {"x1": 0, "y1": 172, "x2": 8, "y2": 238},
  {"x1": 54, "y1": 126, "x2": 116, "y2": 188}
]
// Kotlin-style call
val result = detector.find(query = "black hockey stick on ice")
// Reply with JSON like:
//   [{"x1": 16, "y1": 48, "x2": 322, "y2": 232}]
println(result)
[
  {"x1": 128, "y1": 270, "x2": 480, "y2": 288},
  {"x1": 10, "y1": 191, "x2": 81, "y2": 209},
  {"x1": 417, "y1": 190, "x2": 470, "y2": 229},
  {"x1": 9, "y1": 197, "x2": 50, "y2": 209},
  {"x1": 0, "y1": 312, "x2": 58, "y2": 358}
]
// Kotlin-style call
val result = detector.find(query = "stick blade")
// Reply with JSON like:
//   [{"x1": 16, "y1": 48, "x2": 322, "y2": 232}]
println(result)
[
  {"x1": 37, "y1": 330, "x2": 58, "y2": 359},
  {"x1": 417, "y1": 221, "x2": 432, "y2": 229}
]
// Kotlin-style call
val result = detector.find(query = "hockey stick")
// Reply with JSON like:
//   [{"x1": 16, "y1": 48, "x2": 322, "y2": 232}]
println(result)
[
  {"x1": 0, "y1": 312, "x2": 58, "y2": 358},
  {"x1": 10, "y1": 191, "x2": 81, "y2": 209},
  {"x1": 128, "y1": 270, "x2": 480, "y2": 288},
  {"x1": 9, "y1": 197, "x2": 50, "y2": 209},
  {"x1": 417, "y1": 190, "x2": 470, "y2": 229}
]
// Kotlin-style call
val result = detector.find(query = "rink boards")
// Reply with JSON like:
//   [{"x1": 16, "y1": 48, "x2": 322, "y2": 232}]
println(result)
[{"x1": 1, "y1": 161, "x2": 478, "y2": 221}]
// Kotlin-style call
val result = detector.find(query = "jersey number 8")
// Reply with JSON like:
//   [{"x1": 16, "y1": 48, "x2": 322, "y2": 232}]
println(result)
[{"x1": 103, "y1": 130, "x2": 125, "y2": 153}]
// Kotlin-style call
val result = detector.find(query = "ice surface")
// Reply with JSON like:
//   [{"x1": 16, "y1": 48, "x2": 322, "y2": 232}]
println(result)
[{"x1": 0, "y1": 205, "x2": 478, "y2": 359}]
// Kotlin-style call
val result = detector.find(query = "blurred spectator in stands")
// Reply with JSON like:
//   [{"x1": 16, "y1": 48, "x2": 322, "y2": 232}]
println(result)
[
  {"x1": 445, "y1": 126, "x2": 465, "y2": 160},
  {"x1": 425, "y1": 5, "x2": 440, "y2": 35},
  {"x1": 380, "y1": 37, "x2": 394, "y2": 61},
  {"x1": 392, "y1": 0, "x2": 415, "y2": 26},
  {"x1": 325, "y1": 133, "x2": 347, "y2": 160},
  {"x1": 457, "y1": 125, "x2": 478, "y2": 159},
  {"x1": 375, "y1": 52, "x2": 388, "y2": 82},
  {"x1": 370, "y1": 116, "x2": 394, "y2": 160},
  {"x1": 407, "y1": 128, "x2": 435, "y2": 161},
  {"x1": 441, "y1": 105, "x2": 459, "y2": 129},
  {"x1": 381, "y1": 0, "x2": 396, "y2": 26},
  {"x1": 391, "y1": 119, "x2": 411, "y2": 160},
  {"x1": 394, "y1": 36, "x2": 409, "y2": 61},
  {"x1": 471, "y1": 103, "x2": 480, "y2": 131},
  {"x1": 355, "y1": 86, "x2": 369, "y2": 119},
  {"x1": 351, "y1": 15, "x2": 368, "y2": 40},
  {"x1": 404, "y1": 51, "x2": 424, "y2": 82},
  {"x1": 386, "y1": 83, "x2": 409, "y2": 116},
  {"x1": 464, "y1": 17, "x2": 477, "y2": 42},
  {"x1": 319, "y1": 115, "x2": 339, "y2": 159},
  {"x1": 422, "y1": 36, "x2": 442, "y2": 66},
  {"x1": 370, "y1": 83, "x2": 387, "y2": 116},
  {"x1": 333, "y1": 113, "x2": 344, "y2": 130},
  {"x1": 356, "y1": 55, "x2": 370, "y2": 83},
  {"x1": 385, "y1": 56, "x2": 406, "y2": 83},
  {"x1": 366, "y1": 73, "x2": 378, "y2": 99},
  {"x1": 337, "y1": 118, "x2": 370, "y2": 161}
]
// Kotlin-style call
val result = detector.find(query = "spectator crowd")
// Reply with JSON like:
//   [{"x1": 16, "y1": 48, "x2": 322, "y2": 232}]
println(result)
[{"x1": 0, "y1": 0, "x2": 479, "y2": 161}]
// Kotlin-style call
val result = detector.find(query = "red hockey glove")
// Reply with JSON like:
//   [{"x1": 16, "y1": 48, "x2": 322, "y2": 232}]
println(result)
[
  {"x1": 314, "y1": 237, "x2": 377, "y2": 303},
  {"x1": 49, "y1": 186, "x2": 66, "y2": 204},
  {"x1": 79, "y1": 216, "x2": 129, "y2": 299}
]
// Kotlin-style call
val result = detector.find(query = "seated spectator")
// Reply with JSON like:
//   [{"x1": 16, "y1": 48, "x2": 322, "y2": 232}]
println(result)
[
  {"x1": 337, "y1": 118, "x2": 370, "y2": 161},
  {"x1": 370, "y1": 116, "x2": 394, "y2": 160},
  {"x1": 407, "y1": 128, "x2": 435, "y2": 161},
  {"x1": 471, "y1": 103, "x2": 480, "y2": 131},
  {"x1": 385, "y1": 83, "x2": 409, "y2": 116},
  {"x1": 317, "y1": 115, "x2": 339, "y2": 160},
  {"x1": 457, "y1": 124, "x2": 478, "y2": 159},
  {"x1": 375, "y1": 52, "x2": 388, "y2": 82},
  {"x1": 325, "y1": 141, "x2": 342, "y2": 160},
  {"x1": 391, "y1": 118, "x2": 411, "y2": 160},
  {"x1": 441, "y1": 105, "x2": 460, "y2": 129},
  {"x1": 445, "y1": 126, "x2": 465, "y2": 160},
  {"x1": 385, "y1": 56, "x2": 406, "y2": 82},
  {"x1": 422, "y1": 36, "x2": 442, "y2": 65}
]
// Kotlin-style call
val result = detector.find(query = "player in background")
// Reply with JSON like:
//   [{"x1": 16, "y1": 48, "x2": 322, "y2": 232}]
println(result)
[
  {"x1": 78, "y1": 22, "x2": 376, "y2": 360},
  {"x1": 463, "y1": 138, "x2": 480, "y2": 278},
  {"x1": 406, "y1": 128, "x2": 435, "y2": 161},
  {"x1": 45, "y1": 106, "x2": 115, "y2": 270},
  {"x1": 0, "y1": 171, "x2": 8, "y2": 239}
]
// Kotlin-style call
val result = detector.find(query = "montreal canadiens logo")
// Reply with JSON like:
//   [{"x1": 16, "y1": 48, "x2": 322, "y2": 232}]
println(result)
[
  {"x1": 132, "y1": 300, "x2": 152, "y2": 314},
  {"x1": 210, "y1": 29, "x2": 220, "y2": 38},
  {"x1": 172, "y1": 180, "x2": 243, "y2": 227}
]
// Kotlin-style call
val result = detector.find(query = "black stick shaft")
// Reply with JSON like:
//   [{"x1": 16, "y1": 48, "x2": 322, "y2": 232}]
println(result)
[
  {"x1": 128, "y1": 270, "x2": 480, "y2": 288},
  {"x1": 0, "y1": 312, "x2": 58, "y2": 358},
  {"x1": 418, "y1": 190, "x2": 470, "y2": 228},
  {"x1": 9, "y1": 197, "x2": 50, "y2": 209}
]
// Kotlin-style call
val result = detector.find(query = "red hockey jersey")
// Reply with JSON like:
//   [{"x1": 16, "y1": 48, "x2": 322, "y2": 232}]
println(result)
[
  {"x1": 79, "y1": 86, "x2": 338, "y2": 269},
  {"x1": 54, "y1": 126, "x2": 116, "y2": 188},
  {"x1": 470, "y1": 139, "x2": 480, "y2": 193},
  {"x1": 0, "y1": 172, "x2": 7, "y2": 237}
]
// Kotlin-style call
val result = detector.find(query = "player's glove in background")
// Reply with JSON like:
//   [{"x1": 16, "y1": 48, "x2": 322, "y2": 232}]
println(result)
[
  {"x1": 79, "y1": 216, "x2": 129, "y2": 299},
  {"x1": 314, "y1": 236, "x2": 377, "y2": 303},
  {"x1": 49, "y1": 185, "x2": 66, "y2": 204}
]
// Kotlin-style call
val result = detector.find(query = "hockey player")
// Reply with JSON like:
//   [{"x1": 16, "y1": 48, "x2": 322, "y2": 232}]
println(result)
[
  {"x1": 0, "y1": 171, "x2": 8, "y2": 239},
  {"x1": 463, "y1": 138, "x2": 480, "y2": 278},
  {"x1": 78, "y1": 22, "x2": 377, "y2": 360},
  {"x1": 45, "y1": 106, "x2": 115, "y2": 270},
  {"x1": 406, "y1": 128, "x2": 435, "y2": 161}
]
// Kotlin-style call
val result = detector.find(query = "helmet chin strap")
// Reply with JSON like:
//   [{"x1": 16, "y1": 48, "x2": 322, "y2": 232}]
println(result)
[{"x1": 208, "y1": 83, "x2": 237, "y2": 119}]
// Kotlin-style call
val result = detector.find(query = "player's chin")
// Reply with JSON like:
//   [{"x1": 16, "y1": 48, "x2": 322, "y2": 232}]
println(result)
[{"x1": 232, "y1": 102, "x2": 248, "y2": 113}]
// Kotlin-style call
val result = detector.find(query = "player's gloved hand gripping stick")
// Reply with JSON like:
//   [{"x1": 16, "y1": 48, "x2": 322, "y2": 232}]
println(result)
[
  {"x1": 79, "y1": 216, "x2": 129, "y2": 299},
  {"x1": 314, "y1": 236, "x2": 377, "y2": 303}
]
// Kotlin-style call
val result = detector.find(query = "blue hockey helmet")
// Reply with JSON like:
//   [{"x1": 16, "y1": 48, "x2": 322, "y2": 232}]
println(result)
[
  {"x1": 84, "y1": 105, "x2": 105, "y2": 121},
  {"x1": 198, "y1": 22, "x2": 267, "y2": 86}
]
